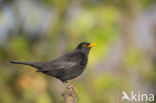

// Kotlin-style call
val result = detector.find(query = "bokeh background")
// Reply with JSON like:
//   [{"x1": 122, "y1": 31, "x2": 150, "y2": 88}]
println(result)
[{"x1": 0, "y1": 0, "x2": 156, "y2": 103}]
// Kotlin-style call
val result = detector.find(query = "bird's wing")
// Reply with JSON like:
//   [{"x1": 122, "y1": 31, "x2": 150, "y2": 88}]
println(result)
[{"x1": 37, "y1": 51, "x2": 84, "y2": 72}]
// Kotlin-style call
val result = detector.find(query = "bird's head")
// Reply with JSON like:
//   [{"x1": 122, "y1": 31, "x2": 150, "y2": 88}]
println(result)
[{"x1": 76, "y1": 42, "x2": 96, "y2": 54}]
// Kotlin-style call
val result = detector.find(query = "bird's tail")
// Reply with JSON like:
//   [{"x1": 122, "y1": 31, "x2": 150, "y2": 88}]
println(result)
[
  {"x1": 10, "y1": 61, "x2": 44, "y2": 70},
  {"x1": 10, "y1": 61, "x2": 35, "y2": 66}
]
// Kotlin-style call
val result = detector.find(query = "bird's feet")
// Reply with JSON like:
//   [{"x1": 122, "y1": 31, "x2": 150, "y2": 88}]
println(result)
[
  {"x1": 66, "y1": 82, "x2": 77, "y2": 90},
  {"x1": 63, "y1": 81, "x2": 78, "y2": 98},
  {"x1": 64, "y1": 81, "x2": 76, "y2": 91}
]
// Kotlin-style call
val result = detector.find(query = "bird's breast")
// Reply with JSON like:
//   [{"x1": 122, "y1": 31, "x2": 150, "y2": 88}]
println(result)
[{"x1": 54, "y1": 51, "x2": 89, "y2": 82}]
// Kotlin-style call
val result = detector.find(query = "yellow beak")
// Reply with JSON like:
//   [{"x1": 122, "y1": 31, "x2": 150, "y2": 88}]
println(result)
[{"x1": 88, "y1": 43, "x2": 96, "y2": 48}]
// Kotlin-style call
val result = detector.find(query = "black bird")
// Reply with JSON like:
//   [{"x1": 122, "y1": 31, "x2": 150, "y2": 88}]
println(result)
[{"x1": 10, "y1": 42, "x2": 95, "y2": 83}]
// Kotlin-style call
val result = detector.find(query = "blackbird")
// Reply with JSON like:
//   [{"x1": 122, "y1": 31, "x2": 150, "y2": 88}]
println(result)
[{"x1": 10, "y1": 42, "x2": 95, "y2": 83}]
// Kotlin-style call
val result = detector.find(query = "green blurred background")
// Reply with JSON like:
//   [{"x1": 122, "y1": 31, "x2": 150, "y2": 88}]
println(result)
[{"x1": 0, "y1": 0, "x2": 156, "y2": 103}]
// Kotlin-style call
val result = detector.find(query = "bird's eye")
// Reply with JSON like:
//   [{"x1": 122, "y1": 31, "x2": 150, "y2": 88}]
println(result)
[{"x1": 82, "y1": 44, "x2": 87, "y2": 47}]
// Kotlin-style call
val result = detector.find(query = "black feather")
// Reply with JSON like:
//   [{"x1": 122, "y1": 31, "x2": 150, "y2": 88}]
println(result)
[{"x1": 10, "y1": 42, "x2": 94, "y2": 82}]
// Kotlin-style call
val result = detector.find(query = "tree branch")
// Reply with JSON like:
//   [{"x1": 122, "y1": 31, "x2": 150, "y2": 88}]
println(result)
[{"x1": 62, "y1": 84, "x2": 78, "y2": 103}]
